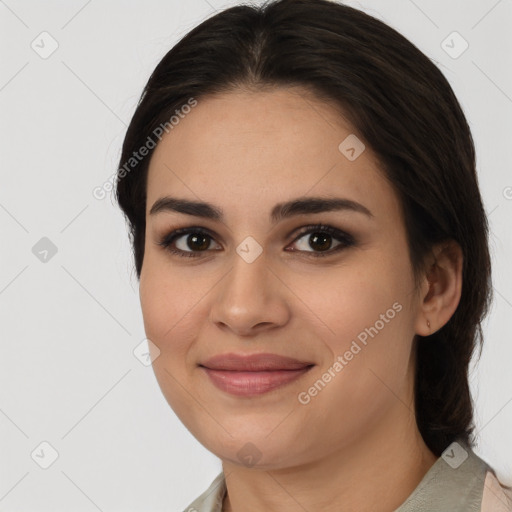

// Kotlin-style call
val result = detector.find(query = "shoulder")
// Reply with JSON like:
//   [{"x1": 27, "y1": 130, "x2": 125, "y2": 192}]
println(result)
[
  {"x1": 182, "y1": 472, "x2": 226, "y2": 512},
  {"x1": 481, "y1": 471, "x2": 512, "y2": 512},
  {"x1": 395, "y1": 441, "x2": 509, "y2": 511}
]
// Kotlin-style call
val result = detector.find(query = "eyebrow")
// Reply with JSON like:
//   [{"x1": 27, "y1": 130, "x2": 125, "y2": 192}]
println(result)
[{"x1": 149, "y1": 195, "x2": 374, "y2": 223}]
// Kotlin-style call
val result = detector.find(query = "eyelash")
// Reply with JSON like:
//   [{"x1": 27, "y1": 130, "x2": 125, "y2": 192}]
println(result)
[{"x1": 157, "y1": 223, "x2": 355, "y2": 259}]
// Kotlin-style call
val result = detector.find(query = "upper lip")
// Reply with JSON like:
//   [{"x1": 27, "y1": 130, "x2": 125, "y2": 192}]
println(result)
[{"x1": 200, "y1": 353, "x2": 314, "y2": 371}]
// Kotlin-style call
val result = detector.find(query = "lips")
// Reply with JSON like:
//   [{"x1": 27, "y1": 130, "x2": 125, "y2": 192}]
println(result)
[
  {"x1": 200, "y1": 352, "x2": 314, "y2": 371},
  {"x1": 199, "y1": 353, "x2": 314, "y2": 397}
]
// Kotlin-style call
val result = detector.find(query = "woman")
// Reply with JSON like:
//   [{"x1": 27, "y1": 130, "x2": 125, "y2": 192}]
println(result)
[{"x1": 115, "y1": 0, "x2": 511, "y2": 510}]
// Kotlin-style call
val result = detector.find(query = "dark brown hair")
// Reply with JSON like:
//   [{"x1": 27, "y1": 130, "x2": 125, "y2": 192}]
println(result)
[{"x1": 115, "y1": 0, "x2": 492, "y2": 456}]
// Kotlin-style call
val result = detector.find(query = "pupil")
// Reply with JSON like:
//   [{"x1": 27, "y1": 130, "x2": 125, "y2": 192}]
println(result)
[
  {"x1": 310, "y1": 233, "x2": 331, "y2": 251},
  {"x1": 189, "y1": 234, "x2": 209, "y2": 251}
]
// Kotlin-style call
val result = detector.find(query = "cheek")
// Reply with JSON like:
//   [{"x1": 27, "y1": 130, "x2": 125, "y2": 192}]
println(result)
[
  {"x1": 295, "y1": 269, "x2": 415, "y2": 446},
  {"x1": 303, "y1": 253, "x2": 415, "y2": 393},
  {"x1": 138, "y1": 261, "x2": 206, "y2": 421},
  {"x1": 139, "y1": 254, "x2": 199, "y2": 357},
  {"x1": 139, "y1": 250, "x2": 225, "y2": 390},
  {"x1": 301, "y1": 254, "x2": 411, "y2": 341}
]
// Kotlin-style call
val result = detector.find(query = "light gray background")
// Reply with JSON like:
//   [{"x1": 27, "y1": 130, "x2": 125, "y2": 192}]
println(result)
[{"x1": 1, "y1": 0, "x2": 511, "y2": 510}]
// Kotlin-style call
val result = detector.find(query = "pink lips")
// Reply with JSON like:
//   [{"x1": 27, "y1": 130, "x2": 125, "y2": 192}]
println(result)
[{"x1": 199, "y1": 353, "x2": 314, "y2": 397}]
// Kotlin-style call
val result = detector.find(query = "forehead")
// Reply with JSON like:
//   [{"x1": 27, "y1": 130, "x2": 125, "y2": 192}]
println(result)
[{"x1": 145, "y1": 88, "x2": 401, "y2": 226}]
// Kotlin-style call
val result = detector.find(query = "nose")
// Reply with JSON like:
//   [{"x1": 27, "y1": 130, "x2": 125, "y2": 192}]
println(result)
[{"x1": 209, "y1": 246, "x2": 291, "y2": 337}]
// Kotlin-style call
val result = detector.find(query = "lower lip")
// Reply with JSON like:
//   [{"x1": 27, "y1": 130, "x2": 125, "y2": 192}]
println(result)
[{"x1": 201, "y1": 366, "x2": 313, "y2": 397}]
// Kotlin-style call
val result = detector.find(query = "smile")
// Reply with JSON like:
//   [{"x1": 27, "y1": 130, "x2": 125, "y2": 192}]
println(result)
[
  {"x1": 199, "y1": 352, "x2": 315, "y2": 397},
  {"x1": 200, "y1": 366, "x2": 314, "y2": 397}
]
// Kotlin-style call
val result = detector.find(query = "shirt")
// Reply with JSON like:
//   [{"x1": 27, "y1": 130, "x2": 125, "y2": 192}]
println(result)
[{"x1": 182, "y1": 442, "x2": 512, "y2": 511}]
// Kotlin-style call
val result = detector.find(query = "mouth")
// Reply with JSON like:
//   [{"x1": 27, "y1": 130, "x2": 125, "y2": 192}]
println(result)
[{"x1": 199, "y1": 352, "x2": 315, "y2": 397}]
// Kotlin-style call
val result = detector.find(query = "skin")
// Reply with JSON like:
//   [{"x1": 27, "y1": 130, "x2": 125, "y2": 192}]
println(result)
[{"x1": 140, "y1": 87, "x2": 463, "y2": 512}]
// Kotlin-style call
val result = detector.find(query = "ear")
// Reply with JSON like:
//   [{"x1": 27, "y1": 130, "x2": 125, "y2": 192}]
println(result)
[{"x1": 414, "y1": 240, "x2": 463, "y2": 336}]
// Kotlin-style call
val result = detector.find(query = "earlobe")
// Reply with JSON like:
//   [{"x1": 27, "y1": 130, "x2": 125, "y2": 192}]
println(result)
[{"x1": 414, "y1": 241, "x2": 463, "y2": 337}]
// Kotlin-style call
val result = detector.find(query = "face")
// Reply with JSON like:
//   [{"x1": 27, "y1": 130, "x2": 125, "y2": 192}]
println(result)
[{"x1": 140, "y1": 87, "x2": 423, "y2": 469}]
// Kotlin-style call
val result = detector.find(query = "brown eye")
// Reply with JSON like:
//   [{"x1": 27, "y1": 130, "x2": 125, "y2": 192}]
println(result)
[
  {"x1": 181, "y1": 233, "x2": 211, "y2": 251},
  {"x1": 308, "y1": 232, "x2": 333, "y2": 251},
  {"x1": 287, "y1": 224, "x2": 355, "y2": 257},
  {"x1": 158, "y1": 224, "x2": 355, "y2": 259},
  {"x1": 158, "y1": 227, "x2": 221, "y2": 258}
]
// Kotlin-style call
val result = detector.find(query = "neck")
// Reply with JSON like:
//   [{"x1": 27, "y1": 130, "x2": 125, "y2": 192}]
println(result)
[{"x1": 221, "y1": 406, "x2": 437, "y2": 512}]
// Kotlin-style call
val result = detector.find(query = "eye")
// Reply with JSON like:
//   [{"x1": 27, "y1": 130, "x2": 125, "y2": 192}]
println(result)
[
  {"x1": 287, "y1": 224, "x2": 355, "y2": 257},
  {"x1": 157, "y1": 227, "x2": 221, "y2": 258},
  {"x1": 157, "y1": 224, "x2": 355, "y2": 258}
]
